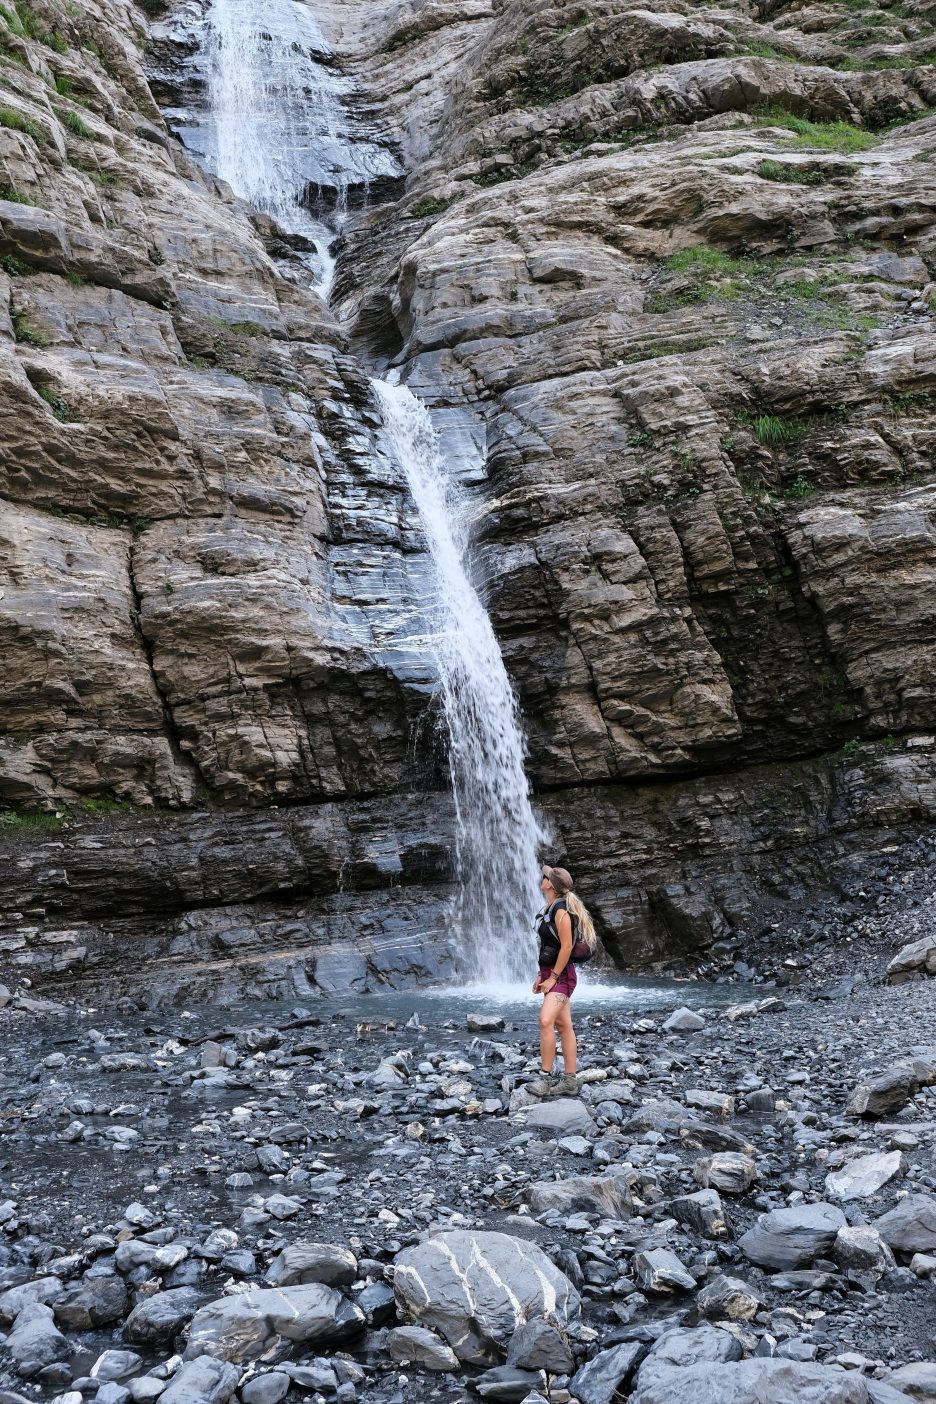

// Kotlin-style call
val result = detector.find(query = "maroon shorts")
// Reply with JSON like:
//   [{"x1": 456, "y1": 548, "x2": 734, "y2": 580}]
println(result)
[{"x1": 539, "y1": 964, "x2": 577, "y2": 998}]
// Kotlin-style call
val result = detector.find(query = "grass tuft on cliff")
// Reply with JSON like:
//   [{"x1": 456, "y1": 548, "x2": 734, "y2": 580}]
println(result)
[
  {"x1": 757, "y1": 158, "x2": 856, "y2": 184},
  {"x1": 0, "y1": 104, "x2": 45, "y2": 144},
  {"x1": 0, "y1": 810, "x2": 63, "y2": 831},
  {"x1": 664, "y1": 247, "x2": 743, "y2": 276},
  {"x1": 757, "y1": 109, "x2": 878, "y2": 153},
  {"x1": 748, "y1": 414, "x2": 808, "y2": 447},
  {"x1": 10, "y1": 307, "x2": 49, "y2": 346},
  {"x1": 36, "y1": 385, "x2": 80, "y2": 422},
  {"x1": 0, "y1": 182, "x2": 40, "y2": 203}
]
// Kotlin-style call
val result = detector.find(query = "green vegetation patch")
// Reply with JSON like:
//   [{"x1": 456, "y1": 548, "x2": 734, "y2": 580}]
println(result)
[
  {"x1": 648, "y1": 246, "x2": 748, "y2": 312},
  {"x1": 757, "y1": 158, "x2": 857, "y2": 184},
  {"x1": 664, "y1": 247, "x2": 742, "y2": 276},
  {"x1": 756, "y1": 108, "x2": 878, "y2": 153},
  {"x1": 0, "y1": 102, "x2": 45, "y2": 143},
  {"x1": 624, "y1": 335, "x2": 718, "y2": 362},
  {"x1": 0, "y1": 809, "x2": 63, "y2": 831},
  {"x1": 0, "y1": 182, "x2": 39, "y2": 202},
  {"x1": 5, "y1": 3, "x2": 67, "y2": 50},
  {"x1": 747, "y1": 413, "x2": 809, "y2": 447},
  {"x1": 62, "y1": 108, "x2": 96, "y2": 140},
  {"x1": 69, "y1": 157, "x2": 119, "y2": 186},
  {"x1": 36, "y1": 384, "x2": 80, "y2": 422},
  {"x1": 10, "y1": 306, "x2": 48, "y2": 345},
  {"x1": 409, "y1": 196, "x2": 454, "y2": 218},
  {"x1": 740, "y1": 41, "x2": 800, "y2": 61}
]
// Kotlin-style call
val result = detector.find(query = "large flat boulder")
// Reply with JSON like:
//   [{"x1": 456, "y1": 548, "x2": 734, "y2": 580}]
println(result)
[
  {"x1": 739, "y1": 1203, "x2": 846, "y2": 1270},
  {"x1": 887, "y1": 938, "x2": 936, "y2": 982},
  {"x1": 874, "y1": 1195, "x2": 936, "y2": 1255},
  {"x1": 528, "y1": 1169, "x2": 632, "y2": 1218},
  {"x1": 630, "y1": 1356, "x2": 888, "y2": 1403},
  {"x1": 183, "y1": 1285, "x2": 363, "y2": 1363}
]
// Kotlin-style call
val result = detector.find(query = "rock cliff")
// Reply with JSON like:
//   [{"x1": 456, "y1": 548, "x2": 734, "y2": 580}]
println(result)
[{"x1": 1, "y1": 0, "x2": 935, "y2": 999}]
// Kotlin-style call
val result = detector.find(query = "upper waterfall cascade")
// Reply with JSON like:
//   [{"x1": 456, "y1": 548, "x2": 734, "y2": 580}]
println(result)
[{"x1": 203, "y1": 0, "x2": 400, "y2": 292}]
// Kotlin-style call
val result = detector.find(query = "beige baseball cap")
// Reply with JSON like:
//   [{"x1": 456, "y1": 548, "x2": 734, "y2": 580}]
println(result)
[{"x1": 542, "y1": 864, "x2": 573, "y2": 893}]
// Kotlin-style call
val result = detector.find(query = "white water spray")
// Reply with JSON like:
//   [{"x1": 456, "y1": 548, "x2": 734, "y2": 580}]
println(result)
[{"x1": 374, "y1": 380, "x2": 544, "y2": 984}]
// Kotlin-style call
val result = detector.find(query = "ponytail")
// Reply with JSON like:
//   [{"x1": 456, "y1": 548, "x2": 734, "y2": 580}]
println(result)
[{"x1": 565, "y1": 890, "x2": 597, "y2": 951}]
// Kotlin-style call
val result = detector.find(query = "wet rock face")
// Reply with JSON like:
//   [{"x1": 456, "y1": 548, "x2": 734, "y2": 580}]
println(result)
[{"x1": 1, "y1": 0, "x2": 936, "y2": 994}]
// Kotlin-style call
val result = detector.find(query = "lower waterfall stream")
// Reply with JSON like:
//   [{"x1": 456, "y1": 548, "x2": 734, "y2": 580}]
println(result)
[{"x1": 373, "y1": 380, "x2": 543, "y2": 985}]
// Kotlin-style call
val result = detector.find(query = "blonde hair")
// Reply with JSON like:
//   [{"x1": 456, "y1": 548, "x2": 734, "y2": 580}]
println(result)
[{"x1": 565, "y1": 890, "x2": 597, "y2": 951}]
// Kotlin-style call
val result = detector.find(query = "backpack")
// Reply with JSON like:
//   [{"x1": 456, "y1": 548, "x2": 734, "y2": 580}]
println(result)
[{"x1": 537, "y1": 899, "x2": 595, "y2": 964}]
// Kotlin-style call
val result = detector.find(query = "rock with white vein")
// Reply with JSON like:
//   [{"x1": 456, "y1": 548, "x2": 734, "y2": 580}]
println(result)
[{"x1": 392, "y1": 1230, "x2": 581, "y2": 1364}]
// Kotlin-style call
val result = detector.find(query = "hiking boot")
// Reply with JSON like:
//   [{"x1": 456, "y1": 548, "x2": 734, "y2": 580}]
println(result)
[
  {"x1": 526, "y1": 1071, "x2": 556, "y2": 1097},
  {"x1": 555, "y1": 1074, "x2": 579, "y2": 1097}
]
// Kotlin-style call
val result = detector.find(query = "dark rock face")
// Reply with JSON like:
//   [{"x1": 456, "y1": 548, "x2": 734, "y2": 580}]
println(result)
[{"x1": 0, "y1": 0, "x2": 935, "y2": 998}]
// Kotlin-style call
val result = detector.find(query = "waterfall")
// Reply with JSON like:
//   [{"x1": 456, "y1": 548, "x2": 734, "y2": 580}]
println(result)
[
  {"x1": 202, "y1": 0, "x2": 399, "y2": 294},
  {"x1": 373, "y1": 379, "x2": 543, "y2": 985}
]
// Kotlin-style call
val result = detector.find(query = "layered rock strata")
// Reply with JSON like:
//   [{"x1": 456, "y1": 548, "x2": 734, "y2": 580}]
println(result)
[{"x1": 1, "y1": 0, "x2": 935, "y2": 996}]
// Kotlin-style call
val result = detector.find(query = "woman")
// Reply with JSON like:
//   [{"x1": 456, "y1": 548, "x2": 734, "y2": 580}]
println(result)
[{"x1": 528, "y1": 864, "x2": 597, "y2": 1097}]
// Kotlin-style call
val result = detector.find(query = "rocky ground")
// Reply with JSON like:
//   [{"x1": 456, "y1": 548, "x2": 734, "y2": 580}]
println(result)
[{"x1": 1, "y1": 853, "x2": 935, "y2": 1404}]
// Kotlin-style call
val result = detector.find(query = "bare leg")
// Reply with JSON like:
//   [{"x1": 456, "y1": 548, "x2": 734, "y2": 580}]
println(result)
[
  {"x1": 538, "y1": 993, "x2": 564, "y2": 1071},
  {"x1": 555, "y1": 997, "x2": 577, "y2": 1074}
]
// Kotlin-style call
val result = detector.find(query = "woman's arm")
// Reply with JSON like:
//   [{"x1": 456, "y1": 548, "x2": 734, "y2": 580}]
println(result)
[{"x1": 542, "y1": 910, "x2": 573, "y2": 993}]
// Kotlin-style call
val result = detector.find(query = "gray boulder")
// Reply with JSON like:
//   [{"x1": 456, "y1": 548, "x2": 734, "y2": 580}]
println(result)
[
  {"x1": 159, "y1": 1358, "x2": 241, "y2": 1403},
  {"x1": 5, "y1": 1302, "x2": 69, "y2": 1378},
  {"x1": 265, "y1": 1241, "x2": 357, "y2": 1288},
  {"x1": 528, "y1": 1170, "x2": 632, "y2": 1218},
  {"x1": 525, "y1": 1099, "x2": 596, "y2": 1137},
  {"x1": 640, "y1": 1326, "x2": 743, "y2": 1381},
  {"x1": 467, "y1": 1014, "x2": 506, "y2": 1032},
  {"x1": 685, "y1": 1089, "x2": 734, "y2": 1117},
  {"x1": 847, "y1": 1066, "x2": 922, "y2": 1119},
  {"x1": 739, "y1": 1202, "x2": 846, "y2": 1270},
  {"x1": 570, "y1": 1342, "x2": 646, "y2": 1404},
  {"x1": 631, "y1": 1357, "x2": 885, "y2": 1402},
  {"x1": 696, "y1": 1275, "x2": 764, "y2": 1321},
  {"x1": 832, "y1": 1226, "x2": 896, "y2": 1279},
  {"x1": 663, "y1": 1008, "x2": 705, "y2": 1033},
  {"x1": 54, "y1": 1276, "x2": 128, "y2": 1329},
  {"x1": 693, "y1": 1152, "x2": 756, "y2": 1194},
  {"x1": 887, "y1": 937, "x2": 936, "y2": 982},
  {"x1": 91, "y1": 1348, "x2": 141, "y2": 1381},
  {"x1": 633, "y1": 1249, "x2": 695, "y2": 1293},
  {"x1": 671, "y1": 1189, "x2": 729, "y2": 1240},
  {"x1": 240, "y1": 1376, "x2": 291, "y2": 1404},
  {"x1": 124, "y1": 1288, "x2": 202, "y2": 1346},
  {"x1": 826, "y1": 1152, "x2": 905, "y2": 1201},
  {"x1": 184, "y1": 1284, "x2": 363, "y2": 1362},
  {"x1": 888, "y1": 1361, "x2": 936, "y2": 1399},
  {"x1": 474, "y1": 1365, "x2": 547, "y2": 1400},
  {"x1": 387, "y1": 1326, "x2": 459, "y2": 1371},
  {"x1": 0, "y1": 1278, "x2": 63, "y2": 1328},
  {"x1": 874, "y1": 1195, "x2": 936, "y2": 1254},
  {"x1": 507, "y1": 1319, "x2": 574, "y2": 1374},
  {"x1": 393, "y1": 1230, "x2": 580, "y2": 1364}
]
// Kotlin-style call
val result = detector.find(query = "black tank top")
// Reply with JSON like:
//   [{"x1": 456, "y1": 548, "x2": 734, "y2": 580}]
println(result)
[{"x1": 536, "y1": 898, "x2": 571, "y2": 967}]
